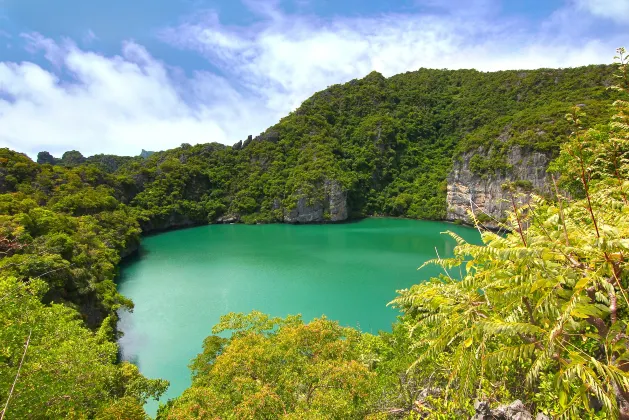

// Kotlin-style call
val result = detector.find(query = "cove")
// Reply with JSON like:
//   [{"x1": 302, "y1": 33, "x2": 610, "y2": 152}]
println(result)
[{"x1": 117, "y1": 218, "x2": 480, "y2": 414}]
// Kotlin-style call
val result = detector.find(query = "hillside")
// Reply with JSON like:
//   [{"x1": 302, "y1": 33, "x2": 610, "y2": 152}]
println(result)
[
  {"x1": 30, "y1": 64, "x2": 617, "y2": 231},
  {"x1": 0, "y1": 59, "x2": 626, "y2": 418},
  {"x1": 0, "y1": 63, "x2": 617, "y2": 327}
]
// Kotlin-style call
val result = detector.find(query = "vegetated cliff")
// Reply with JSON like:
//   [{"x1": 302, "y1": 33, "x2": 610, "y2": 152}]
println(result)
[
  {"x1": 106, "y1": 65, "x2": 614, "y2": 228},
  {"x1": 443, "y1": 95, "x2": 612, "y2": 227},
  {"x1": 19, "y1": 64, "x2": 617, "y2": 237},
  {"x1": 3, "y1": 62, "x2": 600, "y2": 326},
  {"x1": 283, "y1": 179, "x2": 348, "y2": 223},
  {"x1": 446, "y1": 146, "x2": 553, "y2": 229}
]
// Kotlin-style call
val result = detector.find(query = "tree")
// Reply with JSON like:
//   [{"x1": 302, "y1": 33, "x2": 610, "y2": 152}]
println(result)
[
  {"x1": 0, "y1": 276, "x2": 168, "y2": 418},
  {"x1": 60, "y1": 150, "x2": 86, "y2": 167},
  {"x1": 158, "y1": 311, "x2": 375, "y2": 419},
  {"x1": 391, "y1": 48, "x2": 629, "y2": 418},
  {"x1": 36, "y1": 151, "x2": 56, "y2": 165}
]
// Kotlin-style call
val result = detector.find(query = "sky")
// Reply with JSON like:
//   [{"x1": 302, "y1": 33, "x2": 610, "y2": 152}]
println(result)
[{"x1": 0, "y1": 0, "x2": 627, "y2": 158}]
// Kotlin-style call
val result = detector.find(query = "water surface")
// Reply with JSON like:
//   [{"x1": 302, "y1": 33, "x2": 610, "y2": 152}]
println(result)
[{"x1": 118, "y1": 218, "x2": 480, "y2": 414}]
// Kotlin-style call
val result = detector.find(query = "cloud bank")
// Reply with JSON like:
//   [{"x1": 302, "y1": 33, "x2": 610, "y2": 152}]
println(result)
[
  {"x1": 0, "y1": 1, "x2": 625, "y2": 158},
  {"x1": 576, "y1": 0, "x2": 629, "y2": 23}
]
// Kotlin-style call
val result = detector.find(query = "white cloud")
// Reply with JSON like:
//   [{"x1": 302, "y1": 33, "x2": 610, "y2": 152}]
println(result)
[
  {"x1": 0, "y1": 35, "x2": 269, "y2": 158},
  {"x1": 0, "y1": 3, "x2": 626, "y2": 158},
  {"x1": 22, "y1": 33, "x2": 67, "y2": 68},
  {"x1": 575, "y1": 0, "x2": 629, "y2": 23},
  {"x1": 163, "y1": 6, "x2": 619, "y2": 113}
]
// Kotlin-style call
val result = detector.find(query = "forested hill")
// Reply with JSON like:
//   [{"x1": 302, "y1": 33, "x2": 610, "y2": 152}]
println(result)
[
  {"x1": 24, "y1": 64, "x2": 618, "y2": 230},
  {"x1": 0, "y1": 57, "x2": 627, "y2": 418},
  {"x1": 0, "y1": 63, "x2": 616, "y2": 329}
]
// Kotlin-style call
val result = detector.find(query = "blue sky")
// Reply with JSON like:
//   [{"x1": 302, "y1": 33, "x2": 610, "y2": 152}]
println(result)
[{"x1": 0, "y1": 0, "x2": 627, "y2": 157}]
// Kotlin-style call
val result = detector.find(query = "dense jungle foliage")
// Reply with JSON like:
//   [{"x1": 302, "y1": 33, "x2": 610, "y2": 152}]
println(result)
[
  {"x1": 0, "y1": 50, "x2": 626, "y2": 418},
  {"x1": 157, "y1": 49, "x2": 629, "y2": 419},
  {"x1": 40, "y1": 62, "x2": 618, "y2": 226}
]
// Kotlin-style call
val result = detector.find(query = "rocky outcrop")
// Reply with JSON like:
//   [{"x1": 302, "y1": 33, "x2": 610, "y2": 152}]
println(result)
[
  {"x1": 139, "y1": 149, "x2": 155, "y2": 159},
  {"x1": 325, "y1": 180, "x2": 348, "y2": 221},
  {"x1": 284, "y1": 179, "x2": 348, "y2": 223},
  {"x1": 217, "y1": 214, "x2": 240, "y2": 224},
  {"x1": 446, "y1": 146, "x2": 552, "y2": 229},
  {"x1": 471, "y1": 400, "x2": 550, "y2": 420},
  {"x1": 386, "y1": 388, "x2": 547, "y2": 419},
  {"x1": 284, "y1": 196, "x2": 324, "y2": 223},
  {"x1": 138, "y1": 212, "x2": 198, "y2": 233}
]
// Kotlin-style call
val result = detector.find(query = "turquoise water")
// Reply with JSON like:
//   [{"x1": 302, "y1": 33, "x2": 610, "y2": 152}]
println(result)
[{"x1": 117, "y1": 218, "x2": 480, "y2": 414}]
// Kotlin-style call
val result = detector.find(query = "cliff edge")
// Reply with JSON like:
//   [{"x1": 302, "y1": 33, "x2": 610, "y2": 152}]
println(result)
[{"x1": 446, "y1": 146, "x2": 553, "y2": 229}]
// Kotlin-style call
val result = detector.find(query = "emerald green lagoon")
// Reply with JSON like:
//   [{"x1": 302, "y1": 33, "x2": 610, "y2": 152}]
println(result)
[{"x1": 118, "y1": 218, "x2": 480, "y2": 413}]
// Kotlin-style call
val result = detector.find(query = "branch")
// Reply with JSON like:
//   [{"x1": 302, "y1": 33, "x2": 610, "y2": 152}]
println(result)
[
  {"x1": 551, "y1": 174, "x2": 570, "y2": 247},
  {"x1": 518, "y1": 333, "x2": 544, "y2": 352},
  {"x1": 1, "y1": 330, "x2": 32, "y2": 420},
  {"x1": 509, "y1": 193, "x2": 528, "y2": 247},
  {"x1": 523, "y1": 297, "x2": 537, "y2": 326},
  {"x1": 434, "y1": 247, "x2": 453, "y2": 280},
  {"x1": 586, "y1": 317, "x2": 609, "y2": 338},
  {"x1": 610, "y1": 292, "x2": 618, "y2": 325}
]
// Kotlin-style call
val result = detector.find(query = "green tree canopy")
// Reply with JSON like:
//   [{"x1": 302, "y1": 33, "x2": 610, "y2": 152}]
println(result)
[{"x1": 158, "y1": 312, "x2": 375, "y2": 420}]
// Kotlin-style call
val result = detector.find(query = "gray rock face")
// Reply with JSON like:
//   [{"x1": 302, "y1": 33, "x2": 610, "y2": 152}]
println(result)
[
  {"x1": 217, "y1": 214, "x2": 240, "y2": 224},
  {"x1": 325, "y1": 179, "x2": 348, "y2": 221},
  {"x1": 447, "y1": 146, "x2": 552, "y2": 229},
  {"x1": 494, "y1": 400, "x2": 533, "y2": 420},
  {"x1": 284, "y1": 179, "x2": 348, "y2": 223},
  {"x1": 139, "y1": 149, "x2": 155, "y2": 159},
  {"x1": 471, "y1": 400, "x2": 539, "y2": 420},
  {"x1": 285, "y1": 196, "x2": 325, "y2": 223},
  {"x1": 473, "y1": 400, "x2": 491, "y2": 417}
]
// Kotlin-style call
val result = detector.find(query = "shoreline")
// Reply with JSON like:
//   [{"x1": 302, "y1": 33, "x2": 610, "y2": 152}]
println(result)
[{"x1": 122, "y1": 214, "x2": 494, "y2": 261}]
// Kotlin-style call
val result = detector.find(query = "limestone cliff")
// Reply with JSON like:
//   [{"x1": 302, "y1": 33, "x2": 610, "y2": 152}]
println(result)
[
  {"x1": 446, "y1": 146, "x2": 552, "y2": 229},
  {"x1": 284, "y1": 180, "x2": 348, "y2": 223}
]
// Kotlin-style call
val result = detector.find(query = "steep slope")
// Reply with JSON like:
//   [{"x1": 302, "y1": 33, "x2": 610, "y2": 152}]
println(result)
[
  {"x1": 447, "y1": 146, "x2": 553, "y2": 228},
  {"x1": 112, "y1": 64, "x2": 616, "y2": 227}
]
